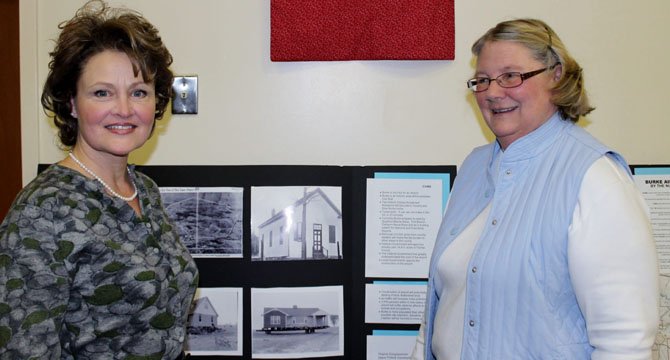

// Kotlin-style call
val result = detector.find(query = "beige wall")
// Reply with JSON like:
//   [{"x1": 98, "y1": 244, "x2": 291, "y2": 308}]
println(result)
[{"x1": 20, "y1": 0, "x2": 670, "y2": 184}]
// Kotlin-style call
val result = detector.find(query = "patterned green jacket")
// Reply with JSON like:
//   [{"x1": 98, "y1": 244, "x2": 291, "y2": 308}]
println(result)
[{"x1": 0, "y1": 164, "x2": 199, "y2": 359}]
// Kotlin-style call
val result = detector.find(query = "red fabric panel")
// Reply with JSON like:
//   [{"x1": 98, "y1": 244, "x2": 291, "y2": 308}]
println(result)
[{"x1": 271, "y1": 0, "x2": 455, "y2": 61}]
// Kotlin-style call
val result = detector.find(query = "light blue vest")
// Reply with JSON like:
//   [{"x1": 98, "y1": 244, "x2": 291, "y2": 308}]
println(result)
[{"x1": 423, "y1": 113, "x2": 630, "y2": 359}]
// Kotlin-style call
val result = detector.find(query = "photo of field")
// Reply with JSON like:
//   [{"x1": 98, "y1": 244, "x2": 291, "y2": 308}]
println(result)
[{"x1": 161, "y1": 187, "x2": 243, "y2": 257}]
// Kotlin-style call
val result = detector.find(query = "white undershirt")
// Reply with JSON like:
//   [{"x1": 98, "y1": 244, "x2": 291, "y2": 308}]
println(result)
[{"x1": 412, "y1": 156, "x2": 659, "y2": 359}]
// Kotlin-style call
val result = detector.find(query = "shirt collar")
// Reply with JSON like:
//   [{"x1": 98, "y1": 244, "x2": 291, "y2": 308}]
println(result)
[{"x1": 491, "y1": 111, "x2": 569, "y2": 163}]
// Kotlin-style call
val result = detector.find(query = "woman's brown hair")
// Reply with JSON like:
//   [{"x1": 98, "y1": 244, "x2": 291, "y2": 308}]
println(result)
[{"x1": 41, "y1": 0, "x2": 174, "y2": 146}]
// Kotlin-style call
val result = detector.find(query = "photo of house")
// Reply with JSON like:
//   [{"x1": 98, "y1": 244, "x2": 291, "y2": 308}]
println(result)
[
  {"x1": 251, "y1": 186, "x2": 342, "y2": 261},
  {"x1": 189, "y1": 296, "x2": 219, "y2": 331},
  {"x1": 251, "y1": 286, "x2": 344, "y2": 358},
  {"x1": 184, "y1": 287, "x2": 243, "y2": 356},
  {"x1": 261, "y1": 305, "x2": 333, "y2": 334}
]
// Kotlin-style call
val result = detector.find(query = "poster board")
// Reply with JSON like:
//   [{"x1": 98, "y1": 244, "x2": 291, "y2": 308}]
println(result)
[
  {"x1": 36, "y1": 164, "x2": 455, "y2": 359},
  {"x1": 146, "y1": 165, "x2": 455, "y2": 359},
  {"x1": 631, "y1": 164, "x2": 670, "y2": 359}
]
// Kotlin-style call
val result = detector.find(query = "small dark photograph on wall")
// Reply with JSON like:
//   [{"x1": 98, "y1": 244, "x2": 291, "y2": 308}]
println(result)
[
  {"x1": 251, "y1": 286, "x2": 344, "y2": 359},
  {"x1": 160, "y1": 187, "x2": 244, "y2": 258},
  {"x1": 185, "y1": 287, "x2": 243, "y2": 356},
  {"x1": 251, "y1": 186, "x2": 343, "y2": 261}
]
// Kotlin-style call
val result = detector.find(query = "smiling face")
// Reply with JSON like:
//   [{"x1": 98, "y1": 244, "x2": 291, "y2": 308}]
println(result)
[
  {"x1": 70, "y1": 50, "x2": 156, "y2": 161},
  {"x1": 474, "y1": 40, "x2": 559, "y2": 149}
]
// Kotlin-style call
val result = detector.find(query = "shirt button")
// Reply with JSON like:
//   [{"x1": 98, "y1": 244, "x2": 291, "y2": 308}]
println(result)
[
  {"x1": 471, "y1": 267, "x2": 477, "y2": 273},
  {"x1": 469, "y1": 320, "x2": 475, "y2": 327},
  {"x1": 505, "y1": 169, "x2": 512, "y2": 175},
  {"x1": 491, "y1": 219, "x2": 497, "y2": 226},
  {"x1": 145, "y1": 223, "x2": 152, "y2": 228}
]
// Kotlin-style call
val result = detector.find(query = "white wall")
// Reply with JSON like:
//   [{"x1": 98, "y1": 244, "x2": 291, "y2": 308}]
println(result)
[{"x1": 20, "y1": 0, "x2": 670, "y2": 184}]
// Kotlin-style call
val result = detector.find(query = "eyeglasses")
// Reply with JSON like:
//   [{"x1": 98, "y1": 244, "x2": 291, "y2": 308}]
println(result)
[{"x1": 467, "y1": 64, "x2": 559, "y2": 92}]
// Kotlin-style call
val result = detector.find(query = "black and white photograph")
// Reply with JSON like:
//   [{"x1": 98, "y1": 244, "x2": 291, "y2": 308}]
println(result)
[
  {"x1": 251, "y1": 286, "x2": 344, "y2": 359},
  {"x1": 251, "y1": 186, "x2": 343, "y2": 261},
  {"x1": 185, "y1": 287, "x2": 243, "y2": 356},
  {"x1": 160, "y1": 187, "x2": 244, "y2": 257}
]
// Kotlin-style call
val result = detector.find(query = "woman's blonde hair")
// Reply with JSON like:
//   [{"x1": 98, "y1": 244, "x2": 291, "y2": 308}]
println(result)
[{"x1": 471, "y1": 18, "x2": 593, "y2": 122}]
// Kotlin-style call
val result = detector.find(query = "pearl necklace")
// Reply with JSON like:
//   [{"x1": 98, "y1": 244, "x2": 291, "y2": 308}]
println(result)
[{"x1": 68, "y1": 152, "x2": 138, "y2": 201}]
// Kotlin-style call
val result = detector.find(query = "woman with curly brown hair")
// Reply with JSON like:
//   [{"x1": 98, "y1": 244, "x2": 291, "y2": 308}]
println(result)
[{"x1": 0, "y1": 1, "x2": 198, "y2": 358}]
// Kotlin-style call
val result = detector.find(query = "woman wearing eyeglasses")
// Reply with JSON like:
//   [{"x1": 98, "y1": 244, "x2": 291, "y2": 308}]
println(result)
[{"x1": 413, "y1": 19, "x2": 658, "y2": 359}]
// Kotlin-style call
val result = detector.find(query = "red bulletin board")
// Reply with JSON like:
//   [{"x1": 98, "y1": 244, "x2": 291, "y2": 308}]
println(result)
[{"x1": 271, "y1": 0, "x2": 455, "y2": 61}]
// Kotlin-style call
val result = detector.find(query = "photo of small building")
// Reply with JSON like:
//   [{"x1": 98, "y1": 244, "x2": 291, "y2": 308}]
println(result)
[
  {"x1": 252, "y1": 187, "x2": 342, "y2": 261},
  {"x1": 184, "y1": 288, "x2": 243, "y2": 356},
  {"x1": 188, "y1": 296, "x2": 219, "y2": 332}
]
